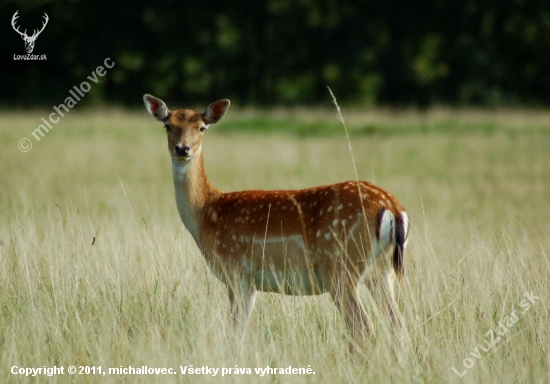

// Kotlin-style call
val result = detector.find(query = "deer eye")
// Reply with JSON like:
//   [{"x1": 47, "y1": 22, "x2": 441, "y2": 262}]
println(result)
[
  {"x1": 199, "y1": 126, "x2": 206, "y2": 133},
  {"x1": 164, "y1": 124, "x2": 172, "y2": 132}
]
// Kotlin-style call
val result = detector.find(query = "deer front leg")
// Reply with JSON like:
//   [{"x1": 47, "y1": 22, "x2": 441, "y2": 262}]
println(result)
[{"x1": 227, "y1": 274, "x2": 257, "y2": 340}]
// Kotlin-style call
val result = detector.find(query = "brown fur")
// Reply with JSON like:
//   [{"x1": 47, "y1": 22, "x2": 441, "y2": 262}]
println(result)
[{"x1": 143, "y1": 94, "x2": 410, "y2": 349}]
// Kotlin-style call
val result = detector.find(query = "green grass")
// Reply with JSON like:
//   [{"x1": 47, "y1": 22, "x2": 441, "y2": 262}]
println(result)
[
  {"x1": 0, "y1": 107, "x2": 549, "y2": 383},
  {"x1": 215, "y1": 107, "x2": 550, "y2": 136}
]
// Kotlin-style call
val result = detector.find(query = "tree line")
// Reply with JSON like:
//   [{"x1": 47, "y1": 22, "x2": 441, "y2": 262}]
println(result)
[{"x1": 2, "y1": 0, "x2": 549, "y2": 107}]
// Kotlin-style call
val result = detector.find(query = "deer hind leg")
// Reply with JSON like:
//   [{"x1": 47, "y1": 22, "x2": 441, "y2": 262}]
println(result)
[
  {"x1": 364, "y1": 267, "x2": 403, "y2": 333},
  {"x1": 364, "y1": 267, "x2": 408, "y2": 363},
  {"x1": 327, "y1": 268, "x2": 373, "y2": 352},
  {"x1": 227, "y1": 273, "x2": 257, "y2": 340}
]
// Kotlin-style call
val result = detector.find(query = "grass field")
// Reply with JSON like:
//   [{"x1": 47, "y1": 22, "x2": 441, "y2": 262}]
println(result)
[{"x1": 0, "y1": 107, "x2": 549, "y2": 383}]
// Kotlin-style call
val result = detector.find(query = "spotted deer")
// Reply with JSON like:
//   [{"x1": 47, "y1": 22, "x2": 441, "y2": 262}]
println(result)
[{"x1": 143, "y1": 94, "x2": 410, "y2": 348}]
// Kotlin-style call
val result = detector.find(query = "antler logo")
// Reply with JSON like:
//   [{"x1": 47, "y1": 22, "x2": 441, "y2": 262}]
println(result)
[{"x1": 11, "y1": 11, "x2": 49, "y2": 54}]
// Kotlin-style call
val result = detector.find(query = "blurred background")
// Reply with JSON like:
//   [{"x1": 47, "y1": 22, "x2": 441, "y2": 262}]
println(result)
[{"x1": 2, "y1": 0, "x2": 550, "y2": 108}]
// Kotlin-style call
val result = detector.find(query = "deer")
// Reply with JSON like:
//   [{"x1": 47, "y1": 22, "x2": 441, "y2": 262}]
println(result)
[
  {"x1": 11, "y1": 11, "x2": 49, "y2": 54},
  {"x1": 143, "y1": 94, "x2": 410, "y2": 350}
]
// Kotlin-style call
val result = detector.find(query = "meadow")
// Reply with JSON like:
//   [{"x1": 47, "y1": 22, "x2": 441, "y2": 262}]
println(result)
[{"x1": 0, "y1": 106, "x2": 548, "y2": 383}]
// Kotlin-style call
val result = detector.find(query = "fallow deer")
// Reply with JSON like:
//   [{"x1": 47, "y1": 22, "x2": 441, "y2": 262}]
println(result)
[{"x1": 143, "y1": 95, "x2": 409, "y2": 349}]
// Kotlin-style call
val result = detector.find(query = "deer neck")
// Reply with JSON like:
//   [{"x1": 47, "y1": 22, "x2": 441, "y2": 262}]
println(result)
[{"x1": 171, "y1": 150, "x2": 218, "y2": 247}]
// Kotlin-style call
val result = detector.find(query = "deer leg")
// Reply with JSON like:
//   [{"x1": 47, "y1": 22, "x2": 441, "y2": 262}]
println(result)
[
  {"x1": 329, "y1": 272, "x2": 373, "y2": 352},
  {"x1": 364, "y1": 267, "x2": 408, "y2": 362},
  {"x1": 228, "y1": 285, "x2": 239, "y2": 327},
  {"x1": 365, "y1": 268, "x2": 403, "y2": 333},
  {"x1": 227, "y1": 274, "x2": 257, "y2": 340}
]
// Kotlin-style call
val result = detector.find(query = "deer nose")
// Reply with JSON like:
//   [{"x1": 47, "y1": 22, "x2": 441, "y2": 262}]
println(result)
[{"x1": 175, "y1": 145, "x2": 191, "y2": 157}]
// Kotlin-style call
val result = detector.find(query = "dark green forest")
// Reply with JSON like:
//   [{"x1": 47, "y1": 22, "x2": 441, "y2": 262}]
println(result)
[{"x1": 2, "y1": 0, "x2": 550, "y2": 107}]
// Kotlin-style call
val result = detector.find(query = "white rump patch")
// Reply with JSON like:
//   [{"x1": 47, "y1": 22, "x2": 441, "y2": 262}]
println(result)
[
  {"x1": 401, "y1": 211, "x2": 410, "y2": 246},
  {"x1": 379, "y1": 210, "x2": 395, "y2": 249}
]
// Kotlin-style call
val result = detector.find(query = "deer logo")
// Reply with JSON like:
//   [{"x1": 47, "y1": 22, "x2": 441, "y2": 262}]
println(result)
[{"x1": 11, "y1": 11, "x2": 49, "y2": 54}]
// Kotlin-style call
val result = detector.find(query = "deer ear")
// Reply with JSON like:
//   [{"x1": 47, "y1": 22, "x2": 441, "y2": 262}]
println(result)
[
  {"x1": 143, "y1": 94, "x2": 171, "y2": 122},
  {"x1": 204, "y1": 99, "x2": 230, "y2": 124}
]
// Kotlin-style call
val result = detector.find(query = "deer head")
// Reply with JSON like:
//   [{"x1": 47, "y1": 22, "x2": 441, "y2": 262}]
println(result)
[
  {"x1": 143, "y1": 94, "x2": 230, "y2": 160},
  {"x1": 11, "y1": 11, "x2": 49, "y2": 53}
]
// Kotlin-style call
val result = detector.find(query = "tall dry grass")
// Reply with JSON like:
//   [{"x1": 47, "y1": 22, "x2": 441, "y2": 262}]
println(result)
[{"x1": 0, "y1": 108, "x2": 548, "y2": 383}]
